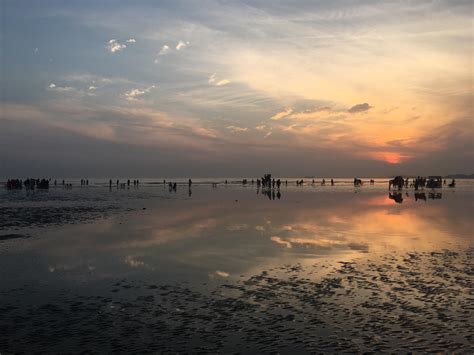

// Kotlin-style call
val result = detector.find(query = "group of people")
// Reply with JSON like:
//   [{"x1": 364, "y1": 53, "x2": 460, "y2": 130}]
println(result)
[
  {"x1": 6, "y1": 178, "x2": 51, "y2": 189},
  {"x1": 389, "y1": 176, "x2": 456, "y2": 190},
  {"x1": 109, "y1": 179, "x2": 140, "y2": 188}
]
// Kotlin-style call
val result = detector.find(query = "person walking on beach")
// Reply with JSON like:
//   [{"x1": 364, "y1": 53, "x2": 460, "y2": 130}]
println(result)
[{"x1": 188, "y1": 179, "x2": 192, "y2": 187}]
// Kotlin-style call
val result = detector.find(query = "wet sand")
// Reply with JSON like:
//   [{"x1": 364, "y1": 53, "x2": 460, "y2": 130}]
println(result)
[
  {"x1": 0, "y1": 183, "x2": 473, "y2": 352},
  {"x1": 1, "y1": 249, "x2": 472, "y2": 353}
]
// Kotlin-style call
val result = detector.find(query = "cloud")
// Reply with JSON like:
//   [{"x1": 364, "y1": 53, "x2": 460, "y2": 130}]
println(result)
[
  {"x1": 107, "y1": 39, "x2": 126, "y2": 53},
  {"x1": 34, "y1": 47, "x2": 39, "y2": 54},
  {"x1": 271, "y1": 107, "x2": 293, "y2": 120},
  {"x1": 154, "y1": 45, "x2": 171, "y2": 62},
  {"x1": 226, "y1": 125, "x2": 248, "y2": 133},
  {"x1": 47, "y1": 82, "x2": 75, "y2": 92},
  {"x1": 348, "y1": 103, "x2": 372, "y2": 114},
  {"x1": 215, "y1": 79, "x2": 230, "y2": 86},
  {"x1": 124, "y1": 85, "x2": 155, "y2": 101},
  {"x1": 208, "y1": 73, "x2": 231, "y2": 86},
  {"x1": 255, "y1": 125, "x2": 266, "y2": 131},
  {"x1": 158, "y1": 44, "x2": 170, "y2": 55},
  {"x1": 176, "y1": 40, "x2": 189, "y2": 50},
  {"x1": 107, "y1": 38, "x2": 135, "y2": 53},
  {"x1": 88, "y1": 86, "x2": 97, "y2": 90}
]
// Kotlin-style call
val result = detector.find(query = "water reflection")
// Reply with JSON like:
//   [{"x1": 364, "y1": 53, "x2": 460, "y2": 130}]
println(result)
[
  {"x1": 257, "y1": 187, "x2": 281, "y2": 200},
  {"x1": 1, "y1": 188, "x2": 472, "y2": 289},
  {"x1": 388, "y1": 191, "x2": 445, "y2": 204},
  {"x1": 388, "y1": 192, "x2": 404, "y2": 203}
]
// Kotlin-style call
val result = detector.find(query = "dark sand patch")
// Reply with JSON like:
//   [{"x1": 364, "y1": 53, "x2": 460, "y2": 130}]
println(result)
[
  {"x1": 0, "y1": 249, "x2": 472, "y2": 353},
  {"x1": 0, "y1": 233, "x2": 31, "y2": 241},
  {"x1": 0, "y1": 206, "x2": 121, "y2": 229}
]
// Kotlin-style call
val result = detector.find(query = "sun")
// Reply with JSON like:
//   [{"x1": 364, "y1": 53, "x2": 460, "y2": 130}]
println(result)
[{"x1": 370, "y1": 152, "x2": 407, "y2": 164}]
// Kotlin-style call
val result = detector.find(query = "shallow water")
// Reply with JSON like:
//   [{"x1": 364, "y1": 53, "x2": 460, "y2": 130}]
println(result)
[{"x1": 0, "y1": 182, "x2": 473, "y2": 352}]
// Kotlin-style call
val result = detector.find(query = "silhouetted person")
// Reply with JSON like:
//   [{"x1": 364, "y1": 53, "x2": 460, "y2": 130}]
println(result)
[
  {"x1": 321, "y1": 178, "x2": 326, "y2": 186},
  {"x1": 86, "y1": 179, "x2": 88, "y2": 185},
  {"x1": 116, "y1": 179, "x2": 119, "y2": 186},
  {"x1": 188, "y1": 179, "x2": 192, "y2": 187},
  {"x1": 331, "y1": 179, "x2": 334, "y2": 186}
]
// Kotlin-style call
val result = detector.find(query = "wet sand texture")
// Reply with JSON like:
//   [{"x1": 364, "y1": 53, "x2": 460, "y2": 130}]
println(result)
[{"x1": 1, "y1": 249, "x2": 472, "y2": 353}]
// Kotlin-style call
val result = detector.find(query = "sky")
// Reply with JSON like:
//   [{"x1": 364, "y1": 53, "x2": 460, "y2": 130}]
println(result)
[{"x1": 1, "y1": 0, "x2": 473, "y2": 177}]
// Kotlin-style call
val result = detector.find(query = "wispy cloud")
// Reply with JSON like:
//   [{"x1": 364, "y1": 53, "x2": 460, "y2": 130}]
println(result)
[
  {"x1": 47, "y1": 82, "x2": 75, "y2": 92},
  {"x1": 227, "y1": 125, "x2": 248, "y2": 133},
  {"x1": 208, "y1": 73, "x2": 231, "y2": 86},
  {"x1": 158, "y1": 44, "x2": 170, "y2": 55},
  {"x1": 271, "y1": 107, "x2": 293, "y2": 120},
  {"x1": 124, "y1": 85, "x2": 156, "y2": 101}
]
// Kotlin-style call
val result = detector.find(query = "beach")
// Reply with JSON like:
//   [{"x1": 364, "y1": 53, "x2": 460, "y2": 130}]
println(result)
[{"x1": 0, "y1": 179, "x2": 473, "y2": 353}]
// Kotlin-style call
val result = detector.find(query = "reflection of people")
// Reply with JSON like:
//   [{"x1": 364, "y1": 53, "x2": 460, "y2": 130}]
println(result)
[
  {"x1": 415, "y1": 192, "x2": 426, "y2": 201},
  {"x1": 389, "y1": 192, "x2": 403, "y2": 204},
  {"x1": 428, "y1": 192, "x2": 442, "y2": 200}
]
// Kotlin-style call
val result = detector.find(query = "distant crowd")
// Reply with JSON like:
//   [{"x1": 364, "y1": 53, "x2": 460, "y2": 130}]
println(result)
[{"x1": 4, "y1": 175, "x2": 457, "y2": 191}]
